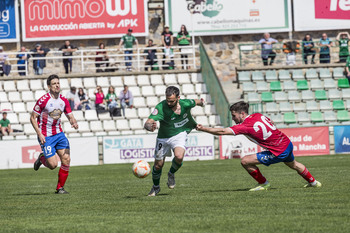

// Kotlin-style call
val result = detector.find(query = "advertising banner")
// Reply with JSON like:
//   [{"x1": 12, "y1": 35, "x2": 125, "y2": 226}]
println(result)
[
  {"x1": 0, "y1": 0, "x2": 19, "y2": 42},
  {"x1": 21, "y1": 0, "x2": 148, "y2": 41},
  {"x1": 294, "y1": 0, "x2": 350, "y2": 31},
  {"x1": 219, "y1": 135, "x2": 263, "y2": 159},
  {"x1": 0, "y1": 137, "x2": 99, "y2": 170},
  {"x1": 280, "y1": 127, "x2": 330, "y2": 156},
  {"x1": 334, "y1": 125, "x2": 350, "y2": 154},
  {"x1": 165, "y1": 0, "x2": 291, "y2": 36},
  {"x1": 103, "y1": 133, "x2": 215, "y2": 164}
]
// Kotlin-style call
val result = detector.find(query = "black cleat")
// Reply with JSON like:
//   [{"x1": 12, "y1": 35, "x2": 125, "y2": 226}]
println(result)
[
  {"x1": 34, "y1": 153, "x2": 44, "y2": 171},
  {"x1": 55, "y1": 188, "x2": 69, "y2": 194},
  {"x1": 147, "y1": 185, "x2": 160, "y2": 196}
]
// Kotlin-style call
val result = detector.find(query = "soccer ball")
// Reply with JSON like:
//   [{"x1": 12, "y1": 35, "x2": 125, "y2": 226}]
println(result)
[{"x1": 132, "y1": 160, "x2": 151, "y2": 178}]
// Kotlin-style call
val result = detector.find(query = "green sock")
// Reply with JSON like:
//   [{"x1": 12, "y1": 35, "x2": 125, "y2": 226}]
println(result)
[
  {"x1": 169, "y1": 158, "x2": 183, "y2": 174},
  {"x1": 152, "y1": 166, "x2": 162, "y2": 186}
]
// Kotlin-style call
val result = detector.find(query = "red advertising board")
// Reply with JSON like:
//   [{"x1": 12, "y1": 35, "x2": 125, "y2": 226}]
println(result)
[
  {"x1": 21, "y1": 145, "x2": 42, "y2": 163},
  {"x1": 280, "y1": 127, "x2": 330, "y2": 156},
  {"x1": 315, "y1": 0, "x2": 350, "y2": 20},
  {"x1": 21, "y1": 0, "x2": 148, "y2": 41}
]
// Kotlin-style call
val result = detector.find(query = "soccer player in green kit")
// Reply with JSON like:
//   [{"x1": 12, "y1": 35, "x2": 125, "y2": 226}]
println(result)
[{"x1": 144, "y1": 86, "x2": 205, "y2": 196}]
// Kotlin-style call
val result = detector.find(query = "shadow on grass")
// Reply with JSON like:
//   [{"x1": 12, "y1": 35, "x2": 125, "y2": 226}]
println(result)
[
  {"x1": 201, "y1": 187, "x2": 278, "y2": 193},
  {"x1": 13, "y1": 192, "x2": 53, "y2": 196},
  {"x1": 124, "y1": 193, "x2": 170, "y2": 199}
]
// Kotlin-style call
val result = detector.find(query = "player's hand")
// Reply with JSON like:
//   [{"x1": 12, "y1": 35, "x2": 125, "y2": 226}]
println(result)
[
  {"x1": 150, "y1": 122, "x2": 157, "y2": 131},
  {"x1": 38, "y1": 133, "x2": 46, "y2": 144},
  {"x1": 200, "y1": 98, "x2": 205, "y2": 107},
  {"x1": 71, "y1": 122, "x2": 79, "y2": 129},
  {"x1": 196, "y1": 124, "x2": 204, "y2": 131}
]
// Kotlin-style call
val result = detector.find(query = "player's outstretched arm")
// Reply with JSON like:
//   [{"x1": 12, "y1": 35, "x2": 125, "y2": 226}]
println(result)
[
  {"x1": 66, "y1": 113, "x2": 79, "y2": 129},
  {"x1": 196, "y1": 124, "x2": 234, "y2": 136},
  {"x1": 144, "y1": 118, "x2": 157, "y2": 132},
  {"x1": 194, "y1": 99, "x2": 205, "y2": 107},
  {"x1": 30, "y1": 111, "x2": 46, "y2": 144}
]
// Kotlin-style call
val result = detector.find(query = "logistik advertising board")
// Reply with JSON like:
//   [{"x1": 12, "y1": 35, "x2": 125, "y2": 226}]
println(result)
[
  {"x1": 0, "y1": 0, "x2": 19, "y2": 42},
  {"x1": 334, "y1": 125, "x2": 350, "y2": 154},
  {"x1": 21, "y1": 0, "x2": 148, "y2": 41},
  {"x1": 103, "y1": 133, "x2": 215, "y2": 164},
  {"x1": 165, "y1": 0, "x2": 291, "y2": 36}
]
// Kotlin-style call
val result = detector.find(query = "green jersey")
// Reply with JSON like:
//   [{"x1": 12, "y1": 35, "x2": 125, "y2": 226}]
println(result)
[
  {"x1": 0, "y1": 118, "x2": 10, "y2": 127},
  {"x1": 122, "y1": 34, "x2": 137, "y2": 49},
  {"x1": 105, "y1": 93, "x2": 117, "y2": 104},
  {"x1": 338, "y1": 38, "x2": 349, "y2": 56},
  {"x1": 149, "y1": 99, "x2": 197, "y2": 138},
  {"x1": 346, "y1": 56, "x2": 350, "y2": 69},
  {"x1": 177, "y1": 33, "x2": 190, "y2": 45}
]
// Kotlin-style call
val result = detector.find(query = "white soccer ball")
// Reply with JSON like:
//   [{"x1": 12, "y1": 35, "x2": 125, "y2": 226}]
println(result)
[{"x1": 132, "y1": 160, "x2": 151, "y2": 178}]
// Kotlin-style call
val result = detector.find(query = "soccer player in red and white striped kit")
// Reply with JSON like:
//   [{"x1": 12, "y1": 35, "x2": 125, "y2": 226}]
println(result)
[{"x1": 30, "y1": 74, "x2": 78, "y2": 194}]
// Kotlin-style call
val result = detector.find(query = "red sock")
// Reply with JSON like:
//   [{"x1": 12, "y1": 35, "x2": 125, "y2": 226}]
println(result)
[
  {"x1": 249, "y1": 168, "x2": 267, "y2": 184},
  {"x1": 298, "y1": 167, "x2": 315, "y2": 183},
  {"x1": 40, "y1": 155, "x2": 48, "y2": 167},
  {"x1": 56, "y1": 164, "x2": 70, "y2": 190}
]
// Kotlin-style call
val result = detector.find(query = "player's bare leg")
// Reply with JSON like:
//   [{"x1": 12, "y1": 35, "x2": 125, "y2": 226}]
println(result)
[
  {"x1": 167, "y1": 147, "x2": 185, "y2": 189},
  {"x1": 241, "y1": 154, "x2": 270, "y2": 191},
  {"x1": 55, "y1": 149, "x2": 71, "y2": 194},
  {"x1": 148, "y1": 158, "x2": 164, "y2": 196},
  {"x1": 284, "y1": 160, "x2": 321, "y2": 188}
]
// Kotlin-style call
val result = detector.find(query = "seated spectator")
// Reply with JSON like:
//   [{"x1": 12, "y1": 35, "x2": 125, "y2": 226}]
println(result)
[
  {"x1": 59, "y1": 40, "x2": 78, "y2": 74},
  {"x1": 119, "y1": 85, "x2": 133, "y2": 116},
  {"x1": 302, "y1": 34, "x2": 316, "y2": 64},
  {"x1": 16, "y1": 46, "x2": 30, "y2": 76},
  {"x1": 346, "y1": 56, "x2": 350, "y2": 82},
  {"x1": 0, "y1": 46, "x2": 9, "y2": 76},
  {"x1": 77, "y1": 88, "x2": 91, "y2": 110},
  {"x1": 94, "y1": 85, "x2": 105, "y2": 110},
  {"x1": 105, "y1": 86, "x2": 121, "y2": 116},
  {"x1": 95, "y1": 43, "x2": 109, "y2": 72},
  {"x1": 31, "y1": 44, "x2": 50, "y2": 75},
  {"x1": 177, "y1": 24, "x2": 191, "y2": 69},
  {"x1": 0, "y1": 112, "x2": 12, "y2": 136},
  {"x1": 319, "y1": 33, "x2": 332, "y2": 64},
  {"x1": 66, "y1": 87, "x2": 80, "y2": 110},
  {"x1": 144, "y1": 39, "x2": 158, "y2": 71},
  {"x1": 259, "y1": 33, "x2": 277, "y2": 66},
  {"x1": 283, "y1": 41, "x2": 300, "y2": 66},
  {"x1": 336, "y1": 32, "x2": 350, "y2": 63}
]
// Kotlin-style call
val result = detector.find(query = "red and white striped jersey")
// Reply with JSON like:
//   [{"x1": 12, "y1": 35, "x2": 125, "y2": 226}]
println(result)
[{"x1": 33, "y1": 93, "x2": 72, "y2": 137}]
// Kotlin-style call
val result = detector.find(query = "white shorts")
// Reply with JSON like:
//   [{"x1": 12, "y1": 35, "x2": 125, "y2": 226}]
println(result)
[{"x1": 154, "y1": 131, "x2": 188, "y2": 160}]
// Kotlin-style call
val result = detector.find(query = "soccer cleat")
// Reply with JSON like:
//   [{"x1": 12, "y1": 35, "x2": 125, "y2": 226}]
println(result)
[
  {"x1": 55, "y1": 187, "x2": 69, "y2": 194},
  {"x1": 167, "y1": 172, "x2": 176, "y2": 189},
  {"x1": 249, "y1": 182, "x2": 271, "y2": 191},
  {"x1": 304, "y1": 180, "x2": 322, "y2": 188},
  {"x1": 148, "y1": 185, "x2": 160, "y2": 196},
  {"x1": 34, "y1": 153, "x2": 44, "y2": 171}
]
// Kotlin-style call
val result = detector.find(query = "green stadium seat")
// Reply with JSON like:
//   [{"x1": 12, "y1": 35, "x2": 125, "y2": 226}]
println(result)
[
  {"x1": 338, "y1": 78, "x2": 350, "y2": 88},
  {"x1": 270, "y1": 81, "x2": 282, "y2": 91},
  {"x1": 292, "y1": 70, "x2": 304, "y2": 80},
  {"x1": 284, "y1": 112, "x2": 297, "y2": 124},
  {"x1": 319, "y1": 68, "x2": 332, "y2": 79},
  {"x1": 333, "y1": 100, "x2": 345, "y2": 110},
  {"x1": 297, "y1": 80, "x2": 309, "y2": 90},
  {"x1": 306, "y1": 69, "x2": 318, "y2": 79},
  {"x1": 315, "y1": 90, "x2": 327, "y2": 100},
  {"x1": 337, "y1": 110, "x2": 350, "y2": 121},
  {"x1": 333, "y1": 67, "x2": 345, "y2": 79},
  {"x1": 261, "y1": 92, "x2": 273, "y2": 102},
  {"x1": 311, "y1": 111, "x2": 324, "y2": 123},
  {"x1": 265, "y1": 70, "x2": 278, "y2": 82}
]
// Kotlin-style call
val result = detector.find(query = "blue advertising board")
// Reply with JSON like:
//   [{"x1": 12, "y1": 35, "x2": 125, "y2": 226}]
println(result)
[
  {"x1": 334, "y1": 125, "x2": 350, "y2": 154},
  {"x1": 0, "y1": 0, "x2": 19, "y2": 42}
]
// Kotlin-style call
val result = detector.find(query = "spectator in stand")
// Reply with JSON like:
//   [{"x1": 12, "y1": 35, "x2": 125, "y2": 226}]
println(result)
[
  {"x1": 59, "y1": 40, "x2": 78, "y2": 74},
  {"x1": 283, "y1": 41, "x2": 300, "y2": 66},
  {"x1": 119, "y1": 85, "x2": 133, "y2": 116},
  {"x1": 119, "y1": 28, "x2": 138, "y2": 72},
  {"x1": 16, "y1": 46, "x2": 30, "y2": 76},
  {"x1": 259, "y1": 33, "x2": 278, "y2": 66},
  {"x1": 94, "y1": 85, "x2": 105, "y2": 110},
  {"x1": 0, "y1": 112, "x2": 12, "y2": 136},
  {"x1": 144, "y1": 39, "x2": 158, "y2": 71},
  {"x1": 177, "y1": 24, "x2": 191, "y2": 69},
  {"x1": 0, "y1": 46, "x2": 8, "y2": 76},
  {"x1": 77, "y1": 88, "x2": 91, "y2": 110},
  {"x1": 162, "y1": 25, "x2": 174, "y2": 69},
  {"x1": 346, "y1": 56, "x2": 350, "y2": 82},
  {"x1": 66, "y1": 87, "x2": 80, "y2": 110},
  {"x1": 105, "y1": 86, "x2": 120, "y2": 116},
  {"x1": 302, "y1": 34, "x2": 316, "y2": 64},
  {"x1": 31, "y1": 44, "x2": 50, "y2": 75},
  {"x1": 318, "y1": 33, "x2": 333, "y2": 64},
  {"x1": 95, "y1": 43, "x2": 109, "y2": 72},
  {"x1": 336, "y1": 32, "x2": 350, "y2": 63}
]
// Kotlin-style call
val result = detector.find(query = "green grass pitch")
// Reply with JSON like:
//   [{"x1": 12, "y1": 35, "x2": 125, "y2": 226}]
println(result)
[{"x1": 1, "y1": 155, "x2": 349, "y2": 233}]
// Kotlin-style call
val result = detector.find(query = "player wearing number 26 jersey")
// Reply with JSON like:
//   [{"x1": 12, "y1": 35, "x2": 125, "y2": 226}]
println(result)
[{"x1": 197, "y1": 101, "x2": 321, "y2": 191}]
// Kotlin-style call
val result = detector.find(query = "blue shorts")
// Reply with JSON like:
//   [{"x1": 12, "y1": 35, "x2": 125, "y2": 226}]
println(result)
[
  {"x1": 257, "y1": 142, "x2": 295, "y2": 166},
  {"x1": 38, "y1": 132, "x2": 70, "y2": 159}
]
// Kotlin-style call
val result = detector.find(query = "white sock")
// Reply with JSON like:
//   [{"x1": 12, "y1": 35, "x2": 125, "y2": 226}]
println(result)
[{"x1": 310, "y1": 180, "x2": 317, "y2": 186}]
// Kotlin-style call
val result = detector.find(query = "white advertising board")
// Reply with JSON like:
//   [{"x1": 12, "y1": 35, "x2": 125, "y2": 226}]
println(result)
[
  {"x1": 103, "y1": 133, "x2": 215, "y2": 164},
  {"x1": 219, "y1": 135, "x2": 262, "y2": 159},
  {"x1": 293, "y1": 0, "x2": 350, "y2": 31},
  {"x1": 165, "y1": 0, "x2": 292, "y2": 36},
  {"x1": 0, "y1": 137, "x2": 99, "y2": 170}
]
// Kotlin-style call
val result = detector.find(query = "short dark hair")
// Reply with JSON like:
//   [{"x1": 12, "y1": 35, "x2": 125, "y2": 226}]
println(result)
[
  {"x1": 230, "y1": 101, "x2": 249, "y2": 114},
  {"x1": 165, "y1": 86, "x2": 180, "y2": 97},
  {"x1": 70, "y1": 86, "x2": 76, "y2": 92},
  {"x1": 47, "y1": 74, "x2": 59, "y2": 86},
  {"x1": 2, "y1": 112, "x2": 7, "y2": 115}
]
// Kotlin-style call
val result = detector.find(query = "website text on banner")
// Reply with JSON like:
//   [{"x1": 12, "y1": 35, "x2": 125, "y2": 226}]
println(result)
[
  {"x1": 21, "y1": 0, "x2": 148, "y2": 41},
  {"x1": 165, "y1": 0, "x2": 291, "y2": 36},
  {"x1": 293, "y1": 0, "x2": 350, "y2": 31},
  {"x1": 0, "y1": 137, "x2": 99, "y2": 170},
  {"x1": 103, "y1": 133, "x2": 215, "y2": 164},
  {"x1": 334, "y1": 125, "x2": 350, "y2": 154},
  {"x1": 219, "y1": 135, "x2": 263, "y2": 159},
  {"x1": 0, "y1": 0, "x2": 19, "y2": 42},
  {"x1": 280, "y1": 127, "x2": 330, "y2": 156}
]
